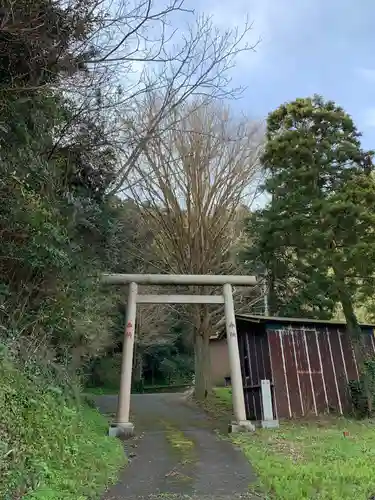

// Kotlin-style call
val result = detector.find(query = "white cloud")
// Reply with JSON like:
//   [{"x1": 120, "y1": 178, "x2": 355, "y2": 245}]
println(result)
[{"x1": 184, "y1": 0, "x2": 319, "y2": 72}]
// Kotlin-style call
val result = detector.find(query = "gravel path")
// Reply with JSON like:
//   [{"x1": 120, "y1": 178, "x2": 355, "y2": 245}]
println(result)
[{"x1": 95, "y1": 393, "x2": 259, "y2": 500}]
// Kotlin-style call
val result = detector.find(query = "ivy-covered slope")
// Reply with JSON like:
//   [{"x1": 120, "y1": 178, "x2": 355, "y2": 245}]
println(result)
[{"x1": 0, "y1": 353, "x2": 125, "y2": 500}]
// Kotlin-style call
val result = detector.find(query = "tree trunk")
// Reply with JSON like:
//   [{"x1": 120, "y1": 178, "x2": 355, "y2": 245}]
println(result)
[
  {"x1": 267, "y1": 266, "x2": 277, "y2": 316},
  {"x1": 194, "y1": 332, "x2": 212, "y2": 400},
  {"x1": 333, "y1": 266, "x2": 364, "y2": 355},
  {"x1": 340, "y1": 289, "x2": 374, "y2": 416},
  {"x1": 134, "y1": 352, "x2": 143, "y2": 382},
  {"x1": 337, "y1": 283, "x2": 362, "y2": 340},
  {"x1": 330, "y1": 247, "x2": 362, "y2": 339},
  {"x1": 333, "y1": 262, "x2": 373, "y2": 415}
]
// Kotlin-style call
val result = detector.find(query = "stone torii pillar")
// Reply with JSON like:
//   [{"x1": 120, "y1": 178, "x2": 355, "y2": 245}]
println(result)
[
  {"x1": 102, "y1": 273, "x2": 257, "y2": 436},
  {"x1": 115, "y1": 282, "x2": 138, "y2": 436}
]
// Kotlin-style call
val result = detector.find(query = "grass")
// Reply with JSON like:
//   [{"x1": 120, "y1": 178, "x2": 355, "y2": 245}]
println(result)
[
  {"x1": 84, "y1": 383, "x2": 190, "y2": 396},
  {"x1": 202, "y1": 387, "x2": 233, "y2": 425},
  {"x1": 198, "y1": 387, "x2": 233, "y2": 416},
  {"x1": 212, "y1": 387, "x2": 233, "y2": 407},
  {"x1": 0, "y1": 356, "x2": 126, "y2": 500},
  {"x1": 162, "y1": 421, "x2": 196, "y2": 484},
  {"x1": 192, "y1": 386, "x2": 234, "y2": 433},
  {"x1": 234, "y1": 418, "x2": 375, "y2": 500},
  {"x1": 84, "y1": 386, "x2": 118, "y2": 395},
  {"x1": 212, "y1": 387, "x2": 375, "y2": 499}
]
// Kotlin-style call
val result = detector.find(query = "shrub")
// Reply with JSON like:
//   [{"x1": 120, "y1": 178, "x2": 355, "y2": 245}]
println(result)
[{"x1": 349, "y1": 357, "x2": 375, "y2": 418}]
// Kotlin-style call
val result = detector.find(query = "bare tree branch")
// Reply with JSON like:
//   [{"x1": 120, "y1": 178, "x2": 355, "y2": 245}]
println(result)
[
  {"x1": 104, "y1": 12, "x2": 258, "y2": 194},
  {"x1": 128, "y1": 101, "x2": 263, "y2": 342}
]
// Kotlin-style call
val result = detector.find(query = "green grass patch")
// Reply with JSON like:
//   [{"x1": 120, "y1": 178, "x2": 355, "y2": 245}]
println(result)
[
  {"x1": 192, "y1": 386, "x2": 233, "y2": 433},
  {"x1": 1, "y1": 356, "x2": 126, "y2": 500},
  {"x1": 233, "y1": 418, "x2": 375, "y2": 500},
  {"x1": 198, "y1": 387, "x2": 233, "y2": 418},
  {"x1": 212, "y1": 387, "x2": 233, "y2": 407},
  {"x1": 142, "y1": 384, "x2": 190, "y2": 394},
  {"x1": 85, "y1": 383, "x2": 190, "y2": 396},
  {"x1": 84, "y1": 386, "x2": 119, "y2": 396},
  {"x1": 207, "y1": 387, "x2": 375, "y2": 498}
]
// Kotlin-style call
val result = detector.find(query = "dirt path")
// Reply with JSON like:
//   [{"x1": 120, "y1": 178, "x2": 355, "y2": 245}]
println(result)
[{"x1": 95, "y1": 393, "x2": 259, "y2": 500}]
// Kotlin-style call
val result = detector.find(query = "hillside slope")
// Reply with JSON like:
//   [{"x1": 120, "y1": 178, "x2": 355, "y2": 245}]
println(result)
[{"x1": 0, "y1": 354, "x2": 125, "y2": 500}]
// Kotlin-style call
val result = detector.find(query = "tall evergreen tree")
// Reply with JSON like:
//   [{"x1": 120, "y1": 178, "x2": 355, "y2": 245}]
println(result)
[{"x1": 244, "y1": 95, "x2": 375, "y2": 337}]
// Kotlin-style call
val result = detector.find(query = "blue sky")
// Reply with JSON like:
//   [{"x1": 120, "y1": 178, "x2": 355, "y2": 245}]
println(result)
[{"x1": 190, "y1": 0, "x2": 375, "y2": 150}]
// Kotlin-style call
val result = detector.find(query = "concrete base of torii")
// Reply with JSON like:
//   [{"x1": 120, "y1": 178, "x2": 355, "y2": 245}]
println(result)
[{"x1": 108, "y1": 422, "x2": 135, "y2": 439}]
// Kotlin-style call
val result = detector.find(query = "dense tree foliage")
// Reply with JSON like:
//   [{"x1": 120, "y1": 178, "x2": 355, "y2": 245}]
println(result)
[
  {"x1": 1, "y1": 0, "x2": 257, "y2": 408},
  {"x1": 10, "y1": 0, "x2": 375, "y2": 473},
  {"x1": 0, "y1": 1, "x2": 130, "y2": 496},
  {"x1": 0, "y1": 1, "x2": 118, "y2": 382},
  {"x1": 244, "y1": 95, "x2": 375, "y2": 337},
  {"x1": 0, "y1": 0, "x2": 266, "y2": 494}
]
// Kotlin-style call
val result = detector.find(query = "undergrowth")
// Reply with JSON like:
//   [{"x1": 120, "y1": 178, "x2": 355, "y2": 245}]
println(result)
[
  {"x1": 234, "y1": 418, "x2": 375, "y2": 500},
  {"x1": 0, "y1": 354, "x2": 125, "y2": 500}
]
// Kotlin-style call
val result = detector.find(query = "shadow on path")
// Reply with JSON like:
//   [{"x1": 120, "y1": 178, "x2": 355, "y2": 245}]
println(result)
[{"x1": 95, "y1": 393, "x2": 260, "y2": 500}]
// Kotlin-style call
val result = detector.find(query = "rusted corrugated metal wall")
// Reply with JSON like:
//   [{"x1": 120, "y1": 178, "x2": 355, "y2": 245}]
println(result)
[
  {"x1": 238, "y1": 321, "x2": 375, "y2": 420},
  {"x1": 238, "y1": 324, "x2": 274, "y2": 421},
  {"x1": 268, "y1": 325, "x2": 375, "y2": 418}
]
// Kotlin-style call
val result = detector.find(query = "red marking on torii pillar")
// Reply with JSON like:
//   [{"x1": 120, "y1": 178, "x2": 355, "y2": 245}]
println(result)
[{"x1": 125, "y1": 320, "x2": 133, "y2": 338}]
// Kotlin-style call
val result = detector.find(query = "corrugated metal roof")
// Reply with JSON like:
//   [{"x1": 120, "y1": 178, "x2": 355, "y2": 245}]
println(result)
[{"x1": 235, "y1": 313, "x2": 375, "y2": 329}]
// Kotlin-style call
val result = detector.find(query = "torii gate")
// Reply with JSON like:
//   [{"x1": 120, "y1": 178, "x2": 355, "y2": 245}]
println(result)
[{"x1": 101, "y1": 273, "x2": 257, "y2": 435}]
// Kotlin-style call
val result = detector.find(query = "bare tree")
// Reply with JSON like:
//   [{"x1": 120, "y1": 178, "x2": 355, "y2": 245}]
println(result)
[
  {"x1": 1, "y1": 0, "x2": 258, "y2": 196},
  {"x1": 104, "y1": 9, "x2": 257, "y2": 194},
  {"x1": 128, "y1": 101, "x2": 263, "y2": 399},
  {"x1": 79, "y1": 0, "x2": 258, "y2": 194}
]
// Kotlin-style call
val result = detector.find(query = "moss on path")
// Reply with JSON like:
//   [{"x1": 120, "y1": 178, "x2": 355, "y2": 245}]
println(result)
[{"x1": 97, "y1": 393, "x2": 259, "y2": 500}]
